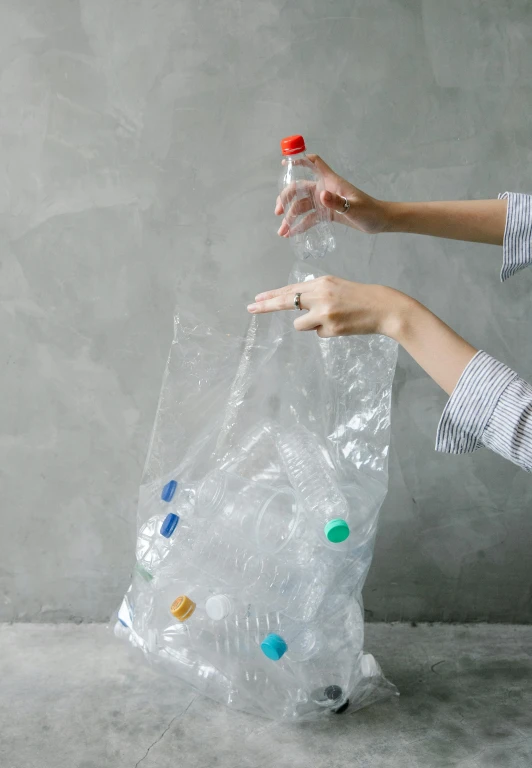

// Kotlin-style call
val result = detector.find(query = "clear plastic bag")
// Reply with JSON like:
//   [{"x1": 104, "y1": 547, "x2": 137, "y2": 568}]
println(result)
[{"x1": 114, "y1": 259, "x2": 399, "y2": 720}]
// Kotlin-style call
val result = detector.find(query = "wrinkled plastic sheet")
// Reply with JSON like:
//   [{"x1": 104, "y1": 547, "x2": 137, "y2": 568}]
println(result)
[{"x1": 115, "y1": 260, "x2": 398, "y2": 721}]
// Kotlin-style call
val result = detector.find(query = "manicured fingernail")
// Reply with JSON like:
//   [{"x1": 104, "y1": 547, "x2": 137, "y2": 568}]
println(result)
[
  {"x1": 247, "y1": 303, "x2": 258, "y2": 312},
  {"x1": 323, "y1": 191, "x2": 332, "y2": 202},
  {"x1": 255, "y1": 294, "x2": 265, "y2": 301}
]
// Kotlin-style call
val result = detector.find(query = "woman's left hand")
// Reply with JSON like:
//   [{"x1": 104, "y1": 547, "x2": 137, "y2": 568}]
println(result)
[
  {"x1": 248, "y1": 275, "x2": 478, "y2": 397},
  {"x1": 247, "y1": 275, "x2": 406, "y2": 339}
]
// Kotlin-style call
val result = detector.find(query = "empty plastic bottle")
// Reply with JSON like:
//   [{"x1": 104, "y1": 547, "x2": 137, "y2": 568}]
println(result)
[
  {"x1": 173, "y1": 598, "x2": 324, "y2": 699},
  {"x1": 136, "y1": 479, "x2": 180, "y2": 571},
  {"x1": 259, "y1": 618, "x2": 358, "y2": 716},
  {"x1": 150, "y1": 607, "x2": 242, "y2": 707},
  {"x1": 213, "y1": 610, "x2": 314, "y2": 662},
  {"x1": 136, "y1": 480, "x2": 197, "y2": 575},
  {"x1": 261, "y1": 609, "x2": 363, "y2": 715},
  {"x1": 136, "y1": 515, "x2": 171, "y2": 573},
  {"x1": 196, "y1": 469, "x2": 300, "y2": 554},
  {"x1": 274, "y1": 423, "x2": 351, "y2": 547},
  {"x1": 205, "y1": 599, "x2": 279, "y2": 637},
  {"x1": 260, "y1": 619, "x2": 323, "y2": 662},
  {"x1": 168, "y1": 593, "x2": 260, "y2": 660},
  {"x1": 279, "y1": 134, "x2": 335, "y2": 261},
  {"x1": 163, "y1": 526, "x2": 326, "y2": 621},
  {"x1": 204, "y1": 598, "x2": 318, "y2": 658},
  {"x1": 162, "y1": 595, "x2": 301, "y2": 716}
]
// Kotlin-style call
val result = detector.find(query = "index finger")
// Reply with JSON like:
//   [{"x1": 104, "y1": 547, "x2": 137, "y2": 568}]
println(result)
[{"x1": 255, "y1": 283, "x2": 305, "y2": 302}]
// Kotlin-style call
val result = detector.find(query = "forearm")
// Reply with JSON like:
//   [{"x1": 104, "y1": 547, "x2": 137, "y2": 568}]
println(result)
[
  {"x1": 383, "y1": 199, "x2": 507, "y2": 246},
  {"x1": 385, "y1": 293, "x2": 477, "y2": 395}
]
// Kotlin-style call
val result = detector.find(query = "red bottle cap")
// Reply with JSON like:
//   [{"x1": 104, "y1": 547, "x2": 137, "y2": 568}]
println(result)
[{"x1": 280, "y1": 135, "x2": 306, "y2": 156}]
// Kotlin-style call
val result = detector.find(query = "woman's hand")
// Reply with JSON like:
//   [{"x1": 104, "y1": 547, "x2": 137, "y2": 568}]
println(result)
[
  {"x1": 248, "y1": 275, "x2": 478, "y2": 395},
  {"x1": 276, "y1": 155, "x2": 508, "y2": 245},
  {"x1": 276, "y1": 155, "x2": 391, "y2": 238},
  {"x1": 248, "y1": 275, "x2": 405, "y2": 339}
]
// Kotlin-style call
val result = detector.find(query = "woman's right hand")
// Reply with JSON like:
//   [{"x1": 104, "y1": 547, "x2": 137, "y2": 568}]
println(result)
[{"x1": 275, "y1": 154, "x2": 391, "y2": 237}]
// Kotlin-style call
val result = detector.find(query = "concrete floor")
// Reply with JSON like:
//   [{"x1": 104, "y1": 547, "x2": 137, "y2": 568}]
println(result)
[{"x1": 1, "y1": 624, "x2": 531, "y2": 768}]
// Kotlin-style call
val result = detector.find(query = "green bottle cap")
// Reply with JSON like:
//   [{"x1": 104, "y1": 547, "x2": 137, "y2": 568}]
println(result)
[
  {"x1": 135, "y1": 563, "x2": 154, "y2": 582},
  {"x1": 324, "y1": 518, "x2": 350, "y2": 543}
]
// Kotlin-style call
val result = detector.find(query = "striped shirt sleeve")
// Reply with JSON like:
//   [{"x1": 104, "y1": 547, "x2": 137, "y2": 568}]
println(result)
[
  {"x1": 498, "y1": 192, "x2": 532, "y2": 281},
  {"x1": 435, "y1": 351, "x2": 532, "y2": 472}
]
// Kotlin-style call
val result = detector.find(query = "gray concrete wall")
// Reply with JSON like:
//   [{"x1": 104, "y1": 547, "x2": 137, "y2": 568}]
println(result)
[{"x1": 2, "y1": 0, "x2": 532, "y2": 623}]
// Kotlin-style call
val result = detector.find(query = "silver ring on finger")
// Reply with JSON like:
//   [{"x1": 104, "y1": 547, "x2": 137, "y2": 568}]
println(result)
[
  {"x1": 336, "y1": 195, "x2": 350, "y2": 214},
  {"x1": 293, "y1": 292, "x2": 303, "y2": 310}
]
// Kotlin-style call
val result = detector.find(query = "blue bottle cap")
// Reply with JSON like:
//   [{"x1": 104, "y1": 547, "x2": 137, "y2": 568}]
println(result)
[
  {"x1": 261, "y1": 633, "x2": 288, "y2": 661},
  {"x1": 161, "y1": 480, "x2": 178, "y2": 503},
  {"x1": 160, "y1": 513, "x2": 179, "y2": 538}
]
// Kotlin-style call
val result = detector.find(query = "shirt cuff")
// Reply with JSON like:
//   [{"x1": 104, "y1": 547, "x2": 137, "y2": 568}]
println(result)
[
  {"x1": 498, "y1": 192, "x2": 532, "y2": 282},
  {"x1": 435, "y1": 351, "x2": 518, "y2": 454},
  {"x1": 481, "y1": 376, "x2": 532, "y2": 473}
]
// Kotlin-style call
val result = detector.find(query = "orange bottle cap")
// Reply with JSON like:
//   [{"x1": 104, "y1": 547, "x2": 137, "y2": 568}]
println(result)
[
  {"x1": 280, "y1": 135, "x2": 306, "y2": 156},
  {"x1": 170, "y1": 595, "x2": 196, "y2": 622}
]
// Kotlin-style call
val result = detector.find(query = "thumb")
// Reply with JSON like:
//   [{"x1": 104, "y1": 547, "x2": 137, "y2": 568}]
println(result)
[{"x1": 321, "y1": 189, "x2": 349, "y2": 213}]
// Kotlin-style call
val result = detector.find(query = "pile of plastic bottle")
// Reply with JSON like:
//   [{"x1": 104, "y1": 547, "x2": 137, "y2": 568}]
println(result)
[{"x1": 114, "y1": 136, "x2": 398, "y2": 720}]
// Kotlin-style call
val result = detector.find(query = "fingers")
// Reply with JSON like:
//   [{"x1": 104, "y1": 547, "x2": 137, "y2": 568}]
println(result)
[
  {"x1": 279, "y1": 195, "x2": 315, "y2": 235},
  {"x1": 306, "y1": 154, "x2": 336, "y2": 177},
  {"x1": 276, "y1": 155, "x2": 338, "y2": 218},
  {"x1": 247, "y1": 293, "x2": 303, "y2": 314},
  {"x1": 286, "y1": 154, "x2": 334, "y2": 176},
  {"x1": 276, "y1": 180, "x2": 316, "y2": 214},
  {"x1": 247, "y1": 295, "x2": 291, "y2": 314},
  {"x1": 278, "y1": 198, "x2": 314, "y2": 237},
  {"x1": 278, "y1": 218, "x2": 289, "y2": 237},
  {"x1": 248, "y1": 283, "x2": 316, "y2": 314},
  {"x1": 254, "y1": 282, "x2": 307, "y2": 302},
  {"x1": 282, "y1": 210, "x2": 320, "y2": 237},
  {"x1": 294, "y1": 310, "x2": 320, "y2": 332}
]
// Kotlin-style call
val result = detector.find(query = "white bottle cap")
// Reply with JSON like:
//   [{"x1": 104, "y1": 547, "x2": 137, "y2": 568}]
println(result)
[
  {"x1": 361, "y1": 653, "x2": 379, "y2": 678},
  {"x1": 206, "y1": 594, "x2": 232, "y2": 621}
]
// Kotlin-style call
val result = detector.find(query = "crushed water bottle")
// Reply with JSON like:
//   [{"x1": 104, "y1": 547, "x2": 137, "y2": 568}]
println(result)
[
  {"x1": 166, "y1": 524, "x2": 326, "y2": 621},
  {"x1": 279, "y1": 134, "x2": 336, "y2": 260},
  {"x1": 274, "y1": 423, "x2": 352, "y2": 547}
]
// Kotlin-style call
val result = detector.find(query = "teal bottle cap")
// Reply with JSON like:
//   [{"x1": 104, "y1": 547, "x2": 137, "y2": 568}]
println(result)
[
  {"x1": 260, "y1": 633, "x2": 288, "y2": 661},
  {"x1": 324, "y1": 518, "x2": 350, "y2": 543}
]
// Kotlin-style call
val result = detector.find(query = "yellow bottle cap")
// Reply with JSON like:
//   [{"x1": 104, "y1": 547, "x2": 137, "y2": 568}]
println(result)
[{"x1": 170, "y1": 595, "x2": 196, "y2": 621}]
